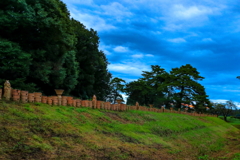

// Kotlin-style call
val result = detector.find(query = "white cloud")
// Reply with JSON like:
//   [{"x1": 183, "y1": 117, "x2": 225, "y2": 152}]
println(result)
[
  {"x1": 151, "y1": 31, "x2": 162, "y2": 35},
  {"x1": 162, "y1": 24, "x2": 184, "y2": 31},
  {"x1": 202, "y1": 38, "x2": 214, "y2": 42},
  {"x1": 211, "y1": 99, "x2": 240, "y2": 108},
  {"x1": 100, "y1": 2, "x2": 132, "y2": 19},
  {"x1": 146, "y1": 54, "x2": 154, "y2": 57},
  {"x1": 211, "y1": 99, "x2": 229, "y2": 103},
  {"x1": 108, "y1": 62, "x2": 150, "y2": 76},
  {"x1": 161, "y1": 3, "x2": 225, "y2": 31},
  {"x1": 114, "y1": 46, "x2": 129, "y2": 52},
  {"x1": 103, "y1": 50, "x2": 111, "y2": 55},
  {"x1": 131, "y1": 54, "x2": 144, "y2": 58},
  {"x1": 63, "y1": 0, "x2": 93, "y2": 5},
  {"x1": 168, "y1": 38, "x2": 186, "y2": 43},
  {"x1": 69, "y1": 8, "x2": 116, "y2": 31},
  {"x1": 99, "y1": 44, "x2": 112, "y2": 55},
  {"x1": 173, "y1": 5, "x2": 213, "y2": 19},
  {"x1": 223, "y1": 90, "x2": 240, "y2": 93},
  {"x1": 121, "y1": 94, "x2": 129, "y2": 104},
  {"x1": 130, "y1": 53, "x2": 154, "y2": 58}
]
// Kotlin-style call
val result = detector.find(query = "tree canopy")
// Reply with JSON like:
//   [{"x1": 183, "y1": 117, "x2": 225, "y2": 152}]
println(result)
[
  {"x1": 125, "y1": 64, "x2": 210, "y2": 111},
  {"x1": 107, "y1": 77, "x2": 126, "y2": 104},
  {"x1": 211, "y1": 100, "x2": 237, "y2": 121},
  {"x1": 0, "y1": 0, "x2": 111, "y2": 100},
  {"x1": 125, "y1": 65, "x2": 169, "y2": 107}
]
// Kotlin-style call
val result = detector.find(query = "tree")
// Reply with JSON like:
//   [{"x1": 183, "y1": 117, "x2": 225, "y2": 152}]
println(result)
[
  {"x1": 212, "y1": 100, "x2": 237, "y2": 121},
  {"x1": 107, "y1": 77, "x2": 126, "y2": 104},
  {"x1": 0, "y1": 38, "x2": 35, "y2": 91},
  {"x1": 169, "y1": 64, "x2": 209, "y2": 109},
  {"x1": 0, "y1": 0, "x2": 112, "y2": 98},
  {"x1": 125, "y1": 65, "x2": 169, "y2": 107},
  {"x1": 25, "y1": 0, "x2": 78, "y2": 95},
  {"x1": 140, "y1": 65, "x2": 169, "y2": 107},
  {"x1": 70, "y1": 19, "x2": 112, "y2": 100},
  {"x1": 125, "y1": 64, "x2": 209, "y2": 109},
  {"x1": 92, "y1": 50, "x2": 112, "y2": 100},
  {"x1": 0, "y1": 0, "x2": 78, "y2": 95},
  {"x1": 125, "y1": 79, "x2": 150, "y2": 105}
]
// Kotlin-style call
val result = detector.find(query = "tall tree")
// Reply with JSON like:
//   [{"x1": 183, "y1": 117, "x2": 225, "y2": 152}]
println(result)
[
  {"x1": 25, "y1": 0, "x2": 78, "y2": 95},
  {"x1": 125, "y1": 79, "x2": 150, "y2": 105},
  {"x1": 70, "y1": 19, "x2": 111, "y2": 100},
  {"x1": 169, "y1": 64, "x2": 208, "y2": 109},
  {"x1": 126, "y1": 65, "x2": 169, "y2": 107},
  {"x1": 126, "y1": 64, "x2": 209, "y2": 110},
  {"x1": 0, "y1": 0, "x2": 112, "y2": 98},
  {"x1": 93, "y1": 50, "x2": 112, "y2": 100},
  {"x1": 140, "y1": 65, "x2": 169, "y2": 107},
  {"x1": 107, "y1": 77, "x2": 126, "y2": 103},
  {"x1": 212, "y1": 100, "x2": 237, "y2": 121},
  {"x1": 0, "y1": 38, "x2": 35, "y2": 91},
  {"x1": 0, "y1": 0, "x2": 78, "y2": 95}
]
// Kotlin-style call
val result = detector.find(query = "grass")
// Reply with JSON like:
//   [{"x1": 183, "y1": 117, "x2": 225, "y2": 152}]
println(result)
[
  {"x1": 218, "y1": 115, "x2": 240, "y2": 129},
  {"x1": 228, "y1": 117, "x2": 240, "y2": 130},
  {"x1": 0, "y1": 100, "x2": 239, "y2": 160}
]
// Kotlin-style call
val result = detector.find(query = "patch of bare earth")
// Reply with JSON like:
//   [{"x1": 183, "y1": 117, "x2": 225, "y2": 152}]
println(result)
[
  {"x1": 81, "y1": 112, "x2": 92, "y2": 119},
  {"x1": 104, "y1": 112, "x2": 131, "y2": 124},
  {"x1": 80, "y1": 133, "x2": 175, "y2": 160}
]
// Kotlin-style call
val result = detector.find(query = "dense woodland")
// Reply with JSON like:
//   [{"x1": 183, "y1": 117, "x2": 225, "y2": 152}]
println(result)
[
  {"x1": 0, "y1": 0, "x2": 214, "y2": 112},
  {"x1": 0, "y1": 0, "x2": 111, "y2": 100}
]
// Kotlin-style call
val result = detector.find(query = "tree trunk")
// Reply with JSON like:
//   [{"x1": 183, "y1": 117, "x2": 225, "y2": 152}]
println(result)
[{"x1": 224, "y1": 116, "x2": 227, "y2": 122}]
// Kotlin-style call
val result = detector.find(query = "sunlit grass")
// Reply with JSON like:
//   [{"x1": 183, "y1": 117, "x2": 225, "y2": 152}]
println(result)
[{"x1": 0, "y1": 100, "x2": 238, "y2": 159}]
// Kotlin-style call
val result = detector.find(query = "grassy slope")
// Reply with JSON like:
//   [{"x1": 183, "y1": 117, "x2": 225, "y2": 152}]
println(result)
[
  {"x1": 0, "y1": 100, "x2": 239, "y2": 160},
  {"x1": 228, "y1": 117, "x2": 240, "y2": 129}
]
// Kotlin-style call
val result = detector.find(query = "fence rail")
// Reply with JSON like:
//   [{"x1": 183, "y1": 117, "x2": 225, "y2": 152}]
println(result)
[{"x1": 0, "y1": 80, "x2": 217, "y2": 117}]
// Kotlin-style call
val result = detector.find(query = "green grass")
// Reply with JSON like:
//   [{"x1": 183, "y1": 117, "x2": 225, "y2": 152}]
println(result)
[
  {"x1": 218, "y1": 116, "x2": 240, "y2": 129},
  {"x1": 233, "y1": 153, "x2": 240, "y2": 160},
  {"x1": 228, "y1": 117, "x2": 240, "y2": 125},
  {"x1": 0, "y1": 100, "x2": 239, "y2": 160}
]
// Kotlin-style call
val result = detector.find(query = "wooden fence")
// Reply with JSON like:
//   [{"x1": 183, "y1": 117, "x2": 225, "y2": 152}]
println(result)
[{"x1": 0, "y1": 80, "x2": 217, "y2": 117}]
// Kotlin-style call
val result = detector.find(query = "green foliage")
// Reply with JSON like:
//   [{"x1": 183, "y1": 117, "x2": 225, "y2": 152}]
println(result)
[
  {"x1": 107, "y1": 77, "x2": 126, "y2": 103},
  {"x1": 169, "y1": 64, "x2": 208, "y2": 109},
  {"x1": 212, "y1": 100, "x2": 237, "y2": 121},
  {"x1": 0, "y1": 38, "x2": 36, "y2": 91},
  {"x1": 0, "y1": 0, "x2": 111, "y2": 99},
  {"x1": 126, "y1": 65, "x2": 169, "y2": 106},
  {"x1": 198, "y1": 155, "x2": 209, "y2": 160},
  {"x1": 126, "y1": 64, "x2": 209, "y2": 111},
  {"x1": 70, "y1": 19, "x2": 111, "y2": 100},
  {"x1": 24, "y1": 106, "x2": 34, "y2": 112},
  {"x1": 34, "y1": 102, "x2": 42, "y2": 106},
  {"x1": 233, "y1": 153, "x2": 240, "y2": 160}
]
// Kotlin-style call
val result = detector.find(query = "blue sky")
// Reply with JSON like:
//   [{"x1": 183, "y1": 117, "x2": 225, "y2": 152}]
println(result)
[{"x1": 61, "y1": 0, "x2": 240, "y2": 107}]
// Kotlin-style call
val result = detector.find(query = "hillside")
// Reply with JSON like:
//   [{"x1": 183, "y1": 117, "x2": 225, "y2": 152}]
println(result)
[{"x1": 0, "y1": 100, "x2": 239, "y2": 160}]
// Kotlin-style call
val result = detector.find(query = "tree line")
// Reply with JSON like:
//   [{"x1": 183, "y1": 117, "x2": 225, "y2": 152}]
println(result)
[
  {"x1": 1, "y1": 0, "x2": 237, "y2": 115},
  {"x1": 110, "y1": 64, "x2": 210, "y2": 111}
]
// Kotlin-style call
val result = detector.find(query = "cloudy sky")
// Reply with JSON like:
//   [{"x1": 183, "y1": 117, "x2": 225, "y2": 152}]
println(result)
[{"x1": 61, "y1": 0, "x2": 240, "y2": 106}]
